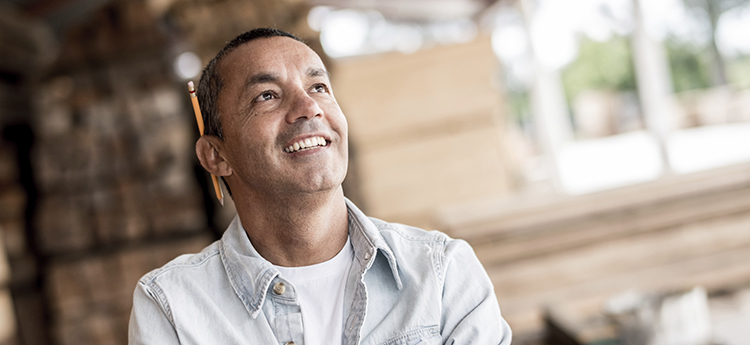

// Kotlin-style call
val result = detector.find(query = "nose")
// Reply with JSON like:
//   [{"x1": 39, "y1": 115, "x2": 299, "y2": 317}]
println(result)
[{"x1": 285, "y1": 89, "x2": 323, "y2": 123}]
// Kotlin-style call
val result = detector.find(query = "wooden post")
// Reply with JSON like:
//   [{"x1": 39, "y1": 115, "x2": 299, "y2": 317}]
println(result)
[
  {"x1": 518, "y1": 0, "x2": 574, "y2": 192},
  {"x1": 631, "y1": 0, "x2": 674, "y2": 175}
]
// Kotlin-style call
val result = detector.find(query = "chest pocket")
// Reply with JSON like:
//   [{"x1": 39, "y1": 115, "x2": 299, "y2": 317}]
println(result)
[{"x1": 377, "y1": 325, "x2": 440, "y2": 345}]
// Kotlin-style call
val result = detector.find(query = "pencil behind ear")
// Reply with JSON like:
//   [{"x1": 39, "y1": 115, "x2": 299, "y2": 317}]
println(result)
[{"x1": 196, "y1": 136, "x2": 232, "y2": 177}]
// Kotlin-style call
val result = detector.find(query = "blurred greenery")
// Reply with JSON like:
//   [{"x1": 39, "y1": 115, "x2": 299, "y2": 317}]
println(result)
[
  {"x1": 727, "y1": 56, "x2": 750, "y2": 88},
  {"x1": 506, "y1": 0, "x2": 750, "y2": 138},
  {"x1": 684, "y1": 0, "x2": 750, "y2": 12},
  {"x1": 561, "y1": 36, "x2": 636, "y2": 102},
  {"x1": 665, "y1": 39, "x2": 712, "y2": 92},
  {"x1": 560, "y1": 33, "x2": 744, "y2": 98},
  {"x1": 681, "y1": 0, "x2": 750, "y2": 86}
]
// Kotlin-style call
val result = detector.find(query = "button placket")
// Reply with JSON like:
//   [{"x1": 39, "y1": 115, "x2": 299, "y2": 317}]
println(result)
[{"x1": 269, "y1": 279, "x2": 301, "y2": 345}]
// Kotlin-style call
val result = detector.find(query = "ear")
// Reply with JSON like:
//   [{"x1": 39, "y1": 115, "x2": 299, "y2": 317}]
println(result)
[{"x1": 196, "y1": 136, "x2": 233, "y2": 177}]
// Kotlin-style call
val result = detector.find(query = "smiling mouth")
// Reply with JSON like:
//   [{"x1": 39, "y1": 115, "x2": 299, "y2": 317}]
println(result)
[{"x1": 284, "y1": 136, "x2": 329, "y2": 153}]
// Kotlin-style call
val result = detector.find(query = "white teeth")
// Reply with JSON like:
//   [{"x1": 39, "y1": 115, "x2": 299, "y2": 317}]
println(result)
[{"x1": 285, "y1": 136, "x2": 328, "y2": 153}]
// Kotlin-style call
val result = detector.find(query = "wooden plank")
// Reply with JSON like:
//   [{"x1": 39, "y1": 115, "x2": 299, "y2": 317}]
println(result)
[
  {"x1": 455, "y1": 166, "x2": 750, "y2": 337},
  {"x1": 490, "y1": 211, "x2": 750, "y2": 296},
  {"x1": 358, "y1": 126, "x2": 512, "y2": 222},
  {"x1": 495, "y1": 232, "x2": 750, "y2": 335},
  {"x1": 472, "y1": 185, "x2": 750, "y2": 266},
  {"x1": 333, "y1": 36, "x2": 503, "y2": 152},
  {"x1": 331, "y1": 35, "x2": 519, "y2": 228},
  {"x1": 437, "y1": 162, "x2": 750, "y2": 241}
]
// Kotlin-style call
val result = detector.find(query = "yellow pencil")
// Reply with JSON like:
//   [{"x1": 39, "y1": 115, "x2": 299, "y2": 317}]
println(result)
[{"x1": 188, "y1": 81, "x2": 224, "y2": 206}]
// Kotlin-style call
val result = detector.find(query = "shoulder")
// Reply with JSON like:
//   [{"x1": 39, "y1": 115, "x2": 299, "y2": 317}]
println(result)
[
  {"x1": 131, "y1": 240, "x2": 228, "y2": 331},
  {"x1": 367, "y1": 217, "x2": 475, "y2": 276},
  {"x1": 368, "y1": 216, "x2": 471, "y2": 254},
  {"x1": 138, "y1": 240, "x2": 222, "y2": 287},
  {"x1": 368, "y1": 216, "x2": 452, "y2": 244}
]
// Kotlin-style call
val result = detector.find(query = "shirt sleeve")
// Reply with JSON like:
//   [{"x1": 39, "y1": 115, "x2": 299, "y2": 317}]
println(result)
[
  {"x1": 129, "y1": 281, "x2": 181, "y2": 345},
  {"x1": 439, "y1": 239, "x2": 512, "y2": 345}
]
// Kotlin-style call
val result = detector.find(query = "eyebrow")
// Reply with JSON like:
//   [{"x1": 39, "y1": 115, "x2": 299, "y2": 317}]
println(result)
[
  {"x1": 307, "y1": 67, "x2": 331, "y2": 80},
  {"x1": 245, "y1": 73, "x2": 279, "y2": 89}
]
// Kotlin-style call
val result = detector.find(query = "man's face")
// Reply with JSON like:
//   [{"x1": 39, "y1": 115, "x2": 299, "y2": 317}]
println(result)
[{"x1": 215, "y1": 36, "x2": 348, "y2": 197}]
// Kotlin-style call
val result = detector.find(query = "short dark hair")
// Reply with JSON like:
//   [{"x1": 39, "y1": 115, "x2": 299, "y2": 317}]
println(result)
[{"x1": 197, "y1": 28, "x2": 303, "y2": 139}]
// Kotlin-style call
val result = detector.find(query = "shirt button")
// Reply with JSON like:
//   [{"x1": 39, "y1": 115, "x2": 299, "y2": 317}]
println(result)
[
  {"x1": 273, "y1": 282, "x2": 286, "y2": 295},
  {"x1": 364, "y1": 251, "x2": 372, "y2": 260},
  {"x1": 284, "y1": 342, "x2": 295, "y2": 345}
]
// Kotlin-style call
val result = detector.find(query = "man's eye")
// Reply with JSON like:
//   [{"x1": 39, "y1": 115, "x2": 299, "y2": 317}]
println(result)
[
  {"x1": 312, "y1": 84, "x2": 328, "y2": 93},
  {"x1": 255, "y1": 91, "x2": 276, "y2": 102}
]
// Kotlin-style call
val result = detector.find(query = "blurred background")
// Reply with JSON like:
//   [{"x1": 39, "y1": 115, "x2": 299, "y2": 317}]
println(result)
[{"x1": 0, "y1": 0, "x2": 749, "y2": 344}]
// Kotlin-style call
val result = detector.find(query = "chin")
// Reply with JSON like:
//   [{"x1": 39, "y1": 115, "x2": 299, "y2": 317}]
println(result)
[{"x1": 298, "y1": 174, "x2": 346, "y2": 195}]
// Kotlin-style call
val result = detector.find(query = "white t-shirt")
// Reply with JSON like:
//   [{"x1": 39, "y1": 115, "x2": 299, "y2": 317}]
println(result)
[{"x1": 275, "y1": 238, "x2": 354, "y2": 345}]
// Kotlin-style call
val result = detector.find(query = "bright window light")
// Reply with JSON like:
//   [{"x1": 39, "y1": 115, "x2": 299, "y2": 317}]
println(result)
[
  {"x1": 716, "y1": 4, "x2": 750, "y2": 57},
  {"x1": 320, "y1": 10, "x2": 369, "y2": 58},
  {"x1": 668, "y1": 123, "x2": 750, "y2": 174},
  {"x1": 558, "y1": 131, "x2": 664, "y2": 194},
  {"x1": 492, "y1": 25, "x2": 528, "y2": 63}
]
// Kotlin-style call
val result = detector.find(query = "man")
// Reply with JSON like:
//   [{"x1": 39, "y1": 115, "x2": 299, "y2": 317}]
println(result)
[{"x1": 129, "y1": 28, "x2": 511, "y2": 345}]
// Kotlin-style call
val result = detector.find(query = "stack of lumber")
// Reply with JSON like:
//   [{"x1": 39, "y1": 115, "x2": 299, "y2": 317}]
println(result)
[
  {"x1": 45, "y1": 236, "x2": 211, "y2": 344},
  {"x1": 436, "y1": 162, "x2": 750, "y2": 344},
  {"x1": 31, "y1": 62, "x2": 212, "y2": 345},
  {"x1": 332, "y1": 35, "x2": 520, "y2": 228},
  {"x1": 34, "y1": 81, "x2": 207, "y2": 253},
  {"x1": 0, "y1": 4, "x2": 57, "y2": 344},
  {"x1": 24, "y1": 1, "x2": 212, "y2": 344}
]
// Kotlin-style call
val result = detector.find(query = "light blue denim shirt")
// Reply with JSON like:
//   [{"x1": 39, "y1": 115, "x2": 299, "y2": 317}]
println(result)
[{"x1": 129, "y1": 199, "x2": 512, "y2": 344}]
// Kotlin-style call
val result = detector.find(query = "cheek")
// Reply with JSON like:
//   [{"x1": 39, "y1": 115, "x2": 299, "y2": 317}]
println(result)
[
  {"x1": 330, "y1": 107, "x2": 348, "y2": 134},
  {"x1": 222, "y1": 130, "x2": 265, "y2": 162},
  {"x1": 338, "y1": 116, "x2": 348, "y2": 135},
  {"x1": 335, "y1": 114, "x2": 349, "y2": 157}
]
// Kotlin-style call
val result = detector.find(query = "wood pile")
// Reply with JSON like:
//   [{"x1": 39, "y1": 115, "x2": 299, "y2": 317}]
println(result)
[
  {"x1": 332, "y1": 36, "x2": 521, "y2": 228},
  {"x1": 436, "y1": 162, "x2": 750, "y2": 344},
  {"x1": 0, "y1": 4, "x2": 57, "y2": 344},
  {"x1": 32, "y1": 74, "x2": 212, "y2": 344},
  {"x1": 45, "y1": 236, "x2": 211, "y2": 345},
  {"x1": 34, "y1": 78, "x2": 208, "y2": 252},
  {"x1": 20, "y1": 1, "x2": 216, "y2": 344}
]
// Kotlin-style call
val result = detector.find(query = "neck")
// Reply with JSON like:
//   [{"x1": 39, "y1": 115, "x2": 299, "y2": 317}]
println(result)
[{"x1": 234, "y1": 187, "x2": 349, "y2": 267}]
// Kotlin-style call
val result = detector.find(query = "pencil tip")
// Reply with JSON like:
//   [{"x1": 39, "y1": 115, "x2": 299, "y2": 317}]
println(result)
[{"x1": 219, "y1": 198, "x2": 224, "y2": 207}]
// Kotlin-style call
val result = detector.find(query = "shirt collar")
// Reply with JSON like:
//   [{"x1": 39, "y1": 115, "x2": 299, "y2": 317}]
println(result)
[
  {"x1": 219, "y1": 198, "x2": 403, "y2": 319},
  {"x1": 344, "y1": 198, "x2": 403, "y2": 290},
  {"x1": 219, "y1": 216, "x2": 279, "y2": 319}
]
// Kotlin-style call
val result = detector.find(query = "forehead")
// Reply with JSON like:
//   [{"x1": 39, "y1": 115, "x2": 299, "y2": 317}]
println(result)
[{"x1": 218, "y1": 36, "x2": 325, "y2": 80}]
